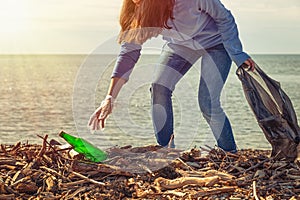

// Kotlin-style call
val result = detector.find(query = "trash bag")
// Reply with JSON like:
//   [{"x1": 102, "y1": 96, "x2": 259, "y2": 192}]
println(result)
[{"x1": 236, "y1": 64, "x2": 300, "y2": 161}]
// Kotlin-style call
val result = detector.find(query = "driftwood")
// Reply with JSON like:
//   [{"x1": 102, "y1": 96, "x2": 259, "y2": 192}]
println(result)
[
  {"x1": 154, "y1": 176, "x2": 221, "y2": 189},
  {"x1": 0, "y1": 135, "x2": 300, "y2": 199}
]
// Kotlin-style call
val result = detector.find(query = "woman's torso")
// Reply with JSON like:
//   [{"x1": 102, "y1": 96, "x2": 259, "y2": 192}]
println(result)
[{"x1": 162, "y1": 0, "x2": 223, "y2": 50}]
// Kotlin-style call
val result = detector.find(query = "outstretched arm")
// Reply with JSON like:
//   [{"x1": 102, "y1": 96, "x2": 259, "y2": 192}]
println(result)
[
  {"x1": 88, "y1": 77, "x2": 126, "y2": 130},
  {"x1": 88, "y1": 42, "x2": 142, "y2": 130}
]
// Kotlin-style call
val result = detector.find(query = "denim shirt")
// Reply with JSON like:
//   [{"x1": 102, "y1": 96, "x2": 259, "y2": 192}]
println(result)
[{"x1": 112, "y1": 0, "x2": 250, "y2": 80}]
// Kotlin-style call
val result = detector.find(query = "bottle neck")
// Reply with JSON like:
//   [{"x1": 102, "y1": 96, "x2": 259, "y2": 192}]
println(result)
[{"x1": 59, "y1": 131, "x2": 78, "y2": 142}]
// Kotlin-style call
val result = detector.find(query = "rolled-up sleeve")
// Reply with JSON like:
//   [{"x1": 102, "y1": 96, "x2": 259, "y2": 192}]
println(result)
[
  {"x1": 198, "y1": 0, "x2": 250, "y2": 66},
  {"x1": 111, "y1": 42, "x2": 142, "y2": 81}
]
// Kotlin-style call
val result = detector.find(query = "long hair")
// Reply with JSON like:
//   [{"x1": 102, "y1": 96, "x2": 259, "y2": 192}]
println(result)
[{"x1": 118, "y1": 0, "x2": 175, "y2": 44}]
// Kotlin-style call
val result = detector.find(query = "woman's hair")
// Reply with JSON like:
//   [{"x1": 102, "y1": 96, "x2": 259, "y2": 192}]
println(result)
[{"x1": 118, "y1": 0, "x2": 175, "y2": 44}]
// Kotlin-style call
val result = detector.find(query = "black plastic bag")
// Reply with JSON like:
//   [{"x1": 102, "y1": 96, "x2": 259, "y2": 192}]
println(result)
[{"x1": 236, "y1": 64, "x2": 300, "y2": 161}]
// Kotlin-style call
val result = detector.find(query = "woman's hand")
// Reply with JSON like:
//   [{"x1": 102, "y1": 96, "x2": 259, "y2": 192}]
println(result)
[
  {"x1": 88, "y1": 96, "x2": 113, "y2": 131},
  {"x1": 243, "y1": 57, "x2": 256, "y2": 71}
]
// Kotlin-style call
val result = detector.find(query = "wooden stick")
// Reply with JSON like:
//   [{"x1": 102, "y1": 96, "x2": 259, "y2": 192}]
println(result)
[
  {"x1": 253, "y1": 181, "x2": 259, "y2": 200},
  {"x1": 11, "y1": 142, "x2": 21, "y2": 152},
  {"x1": 70, "y1": 170, "x2": 105, "y2": 186},
  {"x1": 176, "y1": 158, "x2": 196, "y2": 172},
  {"x1": 241, "y1": 151, "x2": 282, "y2": 176},
  {"x1": 37, "y1": 134, "x2": 73, "y2": 161},
  {"x1": 0, "y1": 159, "x2": 16, "y2": 166},
  {"x1": 59, "y1": 179, "x2": 87, "y2": 188},
  {"x1": 0, "y1": 144, "x2": 8, "y2": 154},
  {"x1": 10, "y1": 176, "x2": 31, "y2": 187},
  {"x1": 36, "y1": 135, "x2": 48, "y2": 158},
  {"x1": 204, "y1": 170, "x2": 235, "y2": 181},
  {"x1": 0, "y1": 194, "x2": 15, "y2": 200},
  {"x1": 66, "y1": 185, "x2": 95, "y2": 200},
  {"x1": 0, "y1": 165, "x2": 16, "y2": 170},
  {"x1": 40, "y1": 166, "x2": 70, "y2": 181},
  {"x1": 242, "y1": 157, "x2": 270, "y2": 174}
]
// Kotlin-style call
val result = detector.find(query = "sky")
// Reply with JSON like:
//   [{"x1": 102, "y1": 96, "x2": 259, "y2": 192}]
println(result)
[{"x1": 0, "y1": 0, "x2": 299, "y2": 54}]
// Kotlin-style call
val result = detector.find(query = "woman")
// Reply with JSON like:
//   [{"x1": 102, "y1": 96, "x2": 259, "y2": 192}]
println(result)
[{"x1": 88, "y1": 0, "x2": 255, "y2": 152}]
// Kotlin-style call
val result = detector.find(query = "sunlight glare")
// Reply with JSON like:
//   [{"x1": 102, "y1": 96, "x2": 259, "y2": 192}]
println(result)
[{"x1": 0, "y1": 0, "x2": 28, "y2": 35}]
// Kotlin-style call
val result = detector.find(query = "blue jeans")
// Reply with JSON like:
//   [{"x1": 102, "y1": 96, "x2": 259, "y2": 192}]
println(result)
[{"x1": 151, "y1": 43, "x2": 237, "y2": 152}]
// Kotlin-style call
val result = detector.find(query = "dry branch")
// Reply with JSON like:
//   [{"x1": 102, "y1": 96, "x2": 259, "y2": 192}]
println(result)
[{"x1": 0, "y1": 135, "x2": 299, "y2": 199}]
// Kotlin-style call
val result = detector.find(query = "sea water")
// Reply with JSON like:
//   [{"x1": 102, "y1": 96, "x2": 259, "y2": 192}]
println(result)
[{"x1": 0, "y1": 54, "x2": 299, "y2": 150}]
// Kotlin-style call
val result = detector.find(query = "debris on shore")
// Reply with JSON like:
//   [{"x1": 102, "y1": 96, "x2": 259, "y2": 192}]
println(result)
[{"x1": 0, "y1": 135, "x2": 299, "y2": 199}]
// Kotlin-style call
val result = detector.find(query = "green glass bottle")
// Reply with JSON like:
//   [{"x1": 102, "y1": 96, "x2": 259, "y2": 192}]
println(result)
[{"x1": 59, "y1": 131, "x2": 107, "y2": 162}]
